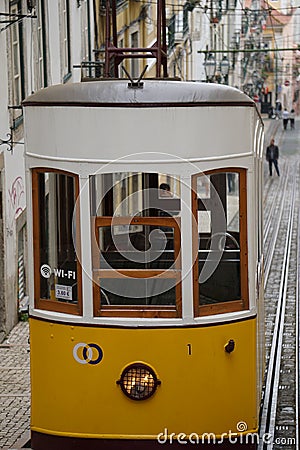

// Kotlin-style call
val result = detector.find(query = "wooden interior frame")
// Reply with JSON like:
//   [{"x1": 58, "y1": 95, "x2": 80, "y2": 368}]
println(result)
[
  {"x1": 32, "y1": 168, "x2": 82, "y2": 315},
  {"x1": 192, "y1": 168, "x2": 249, "y2": 316},
  {"x1": 92, "y1": 216, "x2": 182, "y2": 318}
]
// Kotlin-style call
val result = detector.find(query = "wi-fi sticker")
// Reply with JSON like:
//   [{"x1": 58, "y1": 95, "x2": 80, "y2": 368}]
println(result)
[{"x1": 40, "y1": 264, "x2": 52, "y2": 278}]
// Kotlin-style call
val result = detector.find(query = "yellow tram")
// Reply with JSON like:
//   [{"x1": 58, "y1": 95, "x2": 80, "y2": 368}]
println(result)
[{"x1": 23, "y1": 80, "x2": 265, "y2": 449}]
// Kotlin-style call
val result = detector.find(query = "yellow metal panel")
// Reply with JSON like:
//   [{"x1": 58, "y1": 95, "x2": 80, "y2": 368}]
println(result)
[{"x1": 30, "y1": 317, "x2": 258, "y2": 439}]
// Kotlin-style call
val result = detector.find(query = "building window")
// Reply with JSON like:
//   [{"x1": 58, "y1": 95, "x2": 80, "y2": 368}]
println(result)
[
  {"x1": 32, "y1": 169, "x2": 82, "y2": 315},
  {"x1": 61, "y1": 0, "x2": 71, "y2": 81},
  {"x1": 90, "y1": 172, "x2": 182, "y2": 318},
  {"x1": 10, "y1": 1, "x2": 24, "y2": 124},
  {"x1": 81, "y1": 0, "x2": 90, "y2": 62},
  {"x1": 192, "y1": 169, "x2": 248, "y2": 316},
  {"x1": 167, "y1": 15, "x2": 175, "y2": 50},
  {"x1": 183, "y1": 4, "x2": 189, "y2": 35},
  {"x1": 35, "y1": 0, "x2": 47, "y2": 89},
  {"x1": 131, "y1": 31, "x2": 139, "y2": 78}
]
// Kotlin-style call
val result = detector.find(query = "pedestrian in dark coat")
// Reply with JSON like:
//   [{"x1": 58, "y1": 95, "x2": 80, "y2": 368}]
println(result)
[
  {"x1": 266, "y1": 138, "x2": 280, "y2": 176},
  {"x1": 290, "y1": 109, "x2": 295, "y2": 129},
  {"x1": 282, "y1": 108, "x2": 289, "y2": 130}
]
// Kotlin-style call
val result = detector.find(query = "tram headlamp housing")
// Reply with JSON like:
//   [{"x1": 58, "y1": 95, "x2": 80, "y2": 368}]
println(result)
[{"x1": 117, "y1": 363, "x2": 161, "y2": 400}]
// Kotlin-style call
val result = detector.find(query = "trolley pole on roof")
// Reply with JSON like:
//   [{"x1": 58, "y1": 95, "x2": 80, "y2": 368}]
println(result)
[{"x1": 104, "y1": 0, "x2": 168, "y2": 78}]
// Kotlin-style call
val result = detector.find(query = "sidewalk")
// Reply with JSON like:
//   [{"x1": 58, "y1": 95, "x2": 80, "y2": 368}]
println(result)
[{"x1": 0, "y1": 321, "x2": 30, "y2": 449}]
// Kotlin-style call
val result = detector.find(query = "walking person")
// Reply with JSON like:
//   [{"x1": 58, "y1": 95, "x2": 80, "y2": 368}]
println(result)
[
  {"x1": 290, "y1": 109, "x2": 295, "y2": 129},
  {"x1": 266, "y1": 138, "x2": 280, "y2": 176},
  {"x1": 282, "y1": 108, "x2": 289, "y2": 130},
  {"x1": 275, "y1": 100, "x2": 282, "y2": 119}
]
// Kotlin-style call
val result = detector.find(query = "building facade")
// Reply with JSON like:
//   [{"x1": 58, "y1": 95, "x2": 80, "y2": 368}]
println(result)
[{"x1": 0, "y1": 0, "x2": 95, "y2": 339}]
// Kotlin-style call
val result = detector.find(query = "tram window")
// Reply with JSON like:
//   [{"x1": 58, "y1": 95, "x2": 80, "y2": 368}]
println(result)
[
  {"x1": 90, "y1": 172, "x2": 181, "y2": 317},
  {"x1": 99, "y1": 281, "x2": 176, "y2": 307},
  {"x1": 32, "y1": 170, "x2": 82, "y2": 315},
  {"x1": 193, "y1": 169, "x2": 248, "y2": 315},
  {"x1": 99, "y1": 225, "x2": 175, "y2": 270},
  {"x1": 90, "y1": 172, "x2": 181, "y2": 217}
]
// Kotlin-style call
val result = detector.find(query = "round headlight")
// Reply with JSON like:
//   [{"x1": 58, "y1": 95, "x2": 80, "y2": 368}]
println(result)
[{"x1": 117, "y1": 363, "x2": 161, "y2": 401}]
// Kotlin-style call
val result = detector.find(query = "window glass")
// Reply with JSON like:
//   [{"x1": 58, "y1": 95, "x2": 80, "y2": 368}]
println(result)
[
  {"x1": 81, "y1": 0, "x2": 89, "y2": 62},
  {"x1": 91, "y1": 173, "x2": 180, "y2": 217},
  {"x1": 99, "y1": 225, "x2": 175, "y2": 270},
  {"x1": 61, "y1": 0, "x2": 71, "y2": 78},
  {"x1": 10, "y1": 1, "x2": 24, "y2": 125},
  {"x1": 131, "y1": 31, "x2": 139, "y2": 78},
  {"x1": 36, "y1": 171, "x2": 80, "y2": 310},
  {"x1": 90, "y1": 172, "x2": 181, "y2": 317},
  {"x1": 99, "y1": 280, "x2": 176, "y2": 307},
  {"x1": 11, "y1": 4, "x2": 22, "y2": 106},
  {"x1": 35, "y1": 0, "x2": 47, "y2": 89},
  {"x1": 194, "y1": 170, "x2": 246, "y2": 313}
]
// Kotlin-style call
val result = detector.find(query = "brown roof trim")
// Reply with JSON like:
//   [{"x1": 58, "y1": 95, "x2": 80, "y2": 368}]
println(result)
[{"x1": 23, "y1": 100, "x2": 254, "y2": 108}]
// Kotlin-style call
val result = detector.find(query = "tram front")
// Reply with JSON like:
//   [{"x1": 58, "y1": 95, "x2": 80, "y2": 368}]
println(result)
[{"x1": 23, "y1": 80, "x2": 264, "y2": 450}]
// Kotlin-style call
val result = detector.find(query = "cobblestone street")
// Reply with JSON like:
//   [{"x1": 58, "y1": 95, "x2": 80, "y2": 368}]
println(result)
[{"x1": 0, "y1": 322, "x2": 30, "y2": 449}]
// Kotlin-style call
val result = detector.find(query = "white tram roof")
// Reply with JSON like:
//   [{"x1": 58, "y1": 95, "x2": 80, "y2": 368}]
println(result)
[
  {"x1": 23, "y1": 80, "x2": 254, "y2": 106},
  {"x1": 23, "y1": 80, "x2": 262, "y2": 164}
]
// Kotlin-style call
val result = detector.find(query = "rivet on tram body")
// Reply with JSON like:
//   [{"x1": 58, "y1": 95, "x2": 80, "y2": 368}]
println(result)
[
  {"x1": 224, "y1": 339, "x2": 235, "y2": 353},
  {"x1": 50, "y1": 334, "x2": 54, "y2": 339}
]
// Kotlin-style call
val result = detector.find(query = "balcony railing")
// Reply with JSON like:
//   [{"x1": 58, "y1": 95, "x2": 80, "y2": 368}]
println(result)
[{"x1": 75, "y1": 61, "x2": 105, "y2": 81}]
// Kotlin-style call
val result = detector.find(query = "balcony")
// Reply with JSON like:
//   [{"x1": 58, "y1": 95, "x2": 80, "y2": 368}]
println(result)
[{"x1": 78, "y1": 61, "x2": 105, "y2": 81}]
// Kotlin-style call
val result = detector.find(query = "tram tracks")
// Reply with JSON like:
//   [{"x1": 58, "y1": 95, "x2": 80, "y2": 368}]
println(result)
[
  {"x1": 263, "y1": 163, "x2": 290, "y2": 286},
  {"x1": 263, "y1": 155, "x2": 288, "y2": 239},
  {"x1": 262, "y1": 120, "x2": 282, "y2": 203},
  {"x1": 259, "y1": 159, "x2": 299, "y2": 449},
  {"x1": 296, "y1": 207, "x2": 300, "y2": 450}
]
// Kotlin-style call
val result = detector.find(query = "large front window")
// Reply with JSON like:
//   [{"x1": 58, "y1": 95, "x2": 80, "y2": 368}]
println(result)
[
  {"x1": 90, "y1": 172, "x2": 182, "y2": 317},
  {"x1": 192, "y1": 169, "x2": 248, "y2": 315},
  {"x1": 32, "y1": 169, "x2": 82, "y2": 314}
]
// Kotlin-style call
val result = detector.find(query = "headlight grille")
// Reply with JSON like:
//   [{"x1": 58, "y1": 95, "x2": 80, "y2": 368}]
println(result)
[{"x1": 117, "y1": 363, "x2": 161, "y2": 400}]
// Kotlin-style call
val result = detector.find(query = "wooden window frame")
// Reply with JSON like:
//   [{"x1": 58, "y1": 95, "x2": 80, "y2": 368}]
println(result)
[
  {"x1": 192, "y1": 168, "x2": 249, "y2": 316},
  {"x1": 32, "y1": 168, "x2": 82, "y2": 315},
  {"x1": 92, "y1": 216, "x2": 182, "y2": 318}
]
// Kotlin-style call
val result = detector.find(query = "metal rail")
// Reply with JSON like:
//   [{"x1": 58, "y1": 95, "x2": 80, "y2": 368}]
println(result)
[
  {"x1": 263, "y1": 163, "x2": 290, "y2": 287},
  {"x1": 263, "y1": 161, "x2": 287, "y2": 246},
  {"x1": 262, "y1": 121, "x2": 284, "y2": 211},
  {"x1": 259, "y1": 164, "x2": 298, "y2": 449},
  {"x1": 296, "y1": 207, "x2": 300, "y2": 450}
]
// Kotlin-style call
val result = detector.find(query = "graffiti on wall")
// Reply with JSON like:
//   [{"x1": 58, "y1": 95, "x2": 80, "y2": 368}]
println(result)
[{"x1": 6, "y1": 176, "x2": 25, "y2": 236}]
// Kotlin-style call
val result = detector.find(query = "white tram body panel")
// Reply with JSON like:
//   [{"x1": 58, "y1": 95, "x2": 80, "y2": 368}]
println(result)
[
  {"x1": 25, "y1": 81, "x2": 255, "y2": 163},
  {"x1": 23, "y1": 80, "x2": 264, "y2": 449}
]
